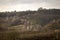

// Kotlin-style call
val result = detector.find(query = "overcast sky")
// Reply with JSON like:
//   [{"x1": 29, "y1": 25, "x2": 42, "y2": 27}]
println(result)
[{"x1": 0, "y1": 0, "x2": 60, "y2": 12}]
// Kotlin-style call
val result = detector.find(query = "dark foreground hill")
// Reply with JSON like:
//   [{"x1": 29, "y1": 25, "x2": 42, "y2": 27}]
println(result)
[{"x1": 0, "y1": 30, "x2": 60, "y2": 40}]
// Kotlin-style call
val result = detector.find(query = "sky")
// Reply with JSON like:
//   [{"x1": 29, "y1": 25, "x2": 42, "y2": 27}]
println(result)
[{"x1": 0, "y1": 0, "x2": 60, "y2": 12}]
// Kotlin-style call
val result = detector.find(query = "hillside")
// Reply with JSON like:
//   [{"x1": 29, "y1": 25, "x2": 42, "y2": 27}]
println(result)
[
  {"x1": 0, "y1": 8, "x2": 60, "y2": 40},
  {"x1": 0, "y1": 8, "x2": 60, "y2": 31}
]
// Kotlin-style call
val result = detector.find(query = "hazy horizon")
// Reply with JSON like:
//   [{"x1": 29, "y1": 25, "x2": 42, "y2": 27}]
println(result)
[{"x1": 0, "y1": 0, "x2": 60, "y2": 12}]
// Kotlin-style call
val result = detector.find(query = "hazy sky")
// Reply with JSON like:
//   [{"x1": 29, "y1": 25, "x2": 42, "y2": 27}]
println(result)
[{"x1": 0, "y1": 0, "x2": 60, "y2": 12}]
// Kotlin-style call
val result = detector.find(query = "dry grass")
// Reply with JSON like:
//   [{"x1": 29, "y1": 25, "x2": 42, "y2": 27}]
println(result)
[{"x1": 0, "y1": 30, "x2": 60, "y2": 40}]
